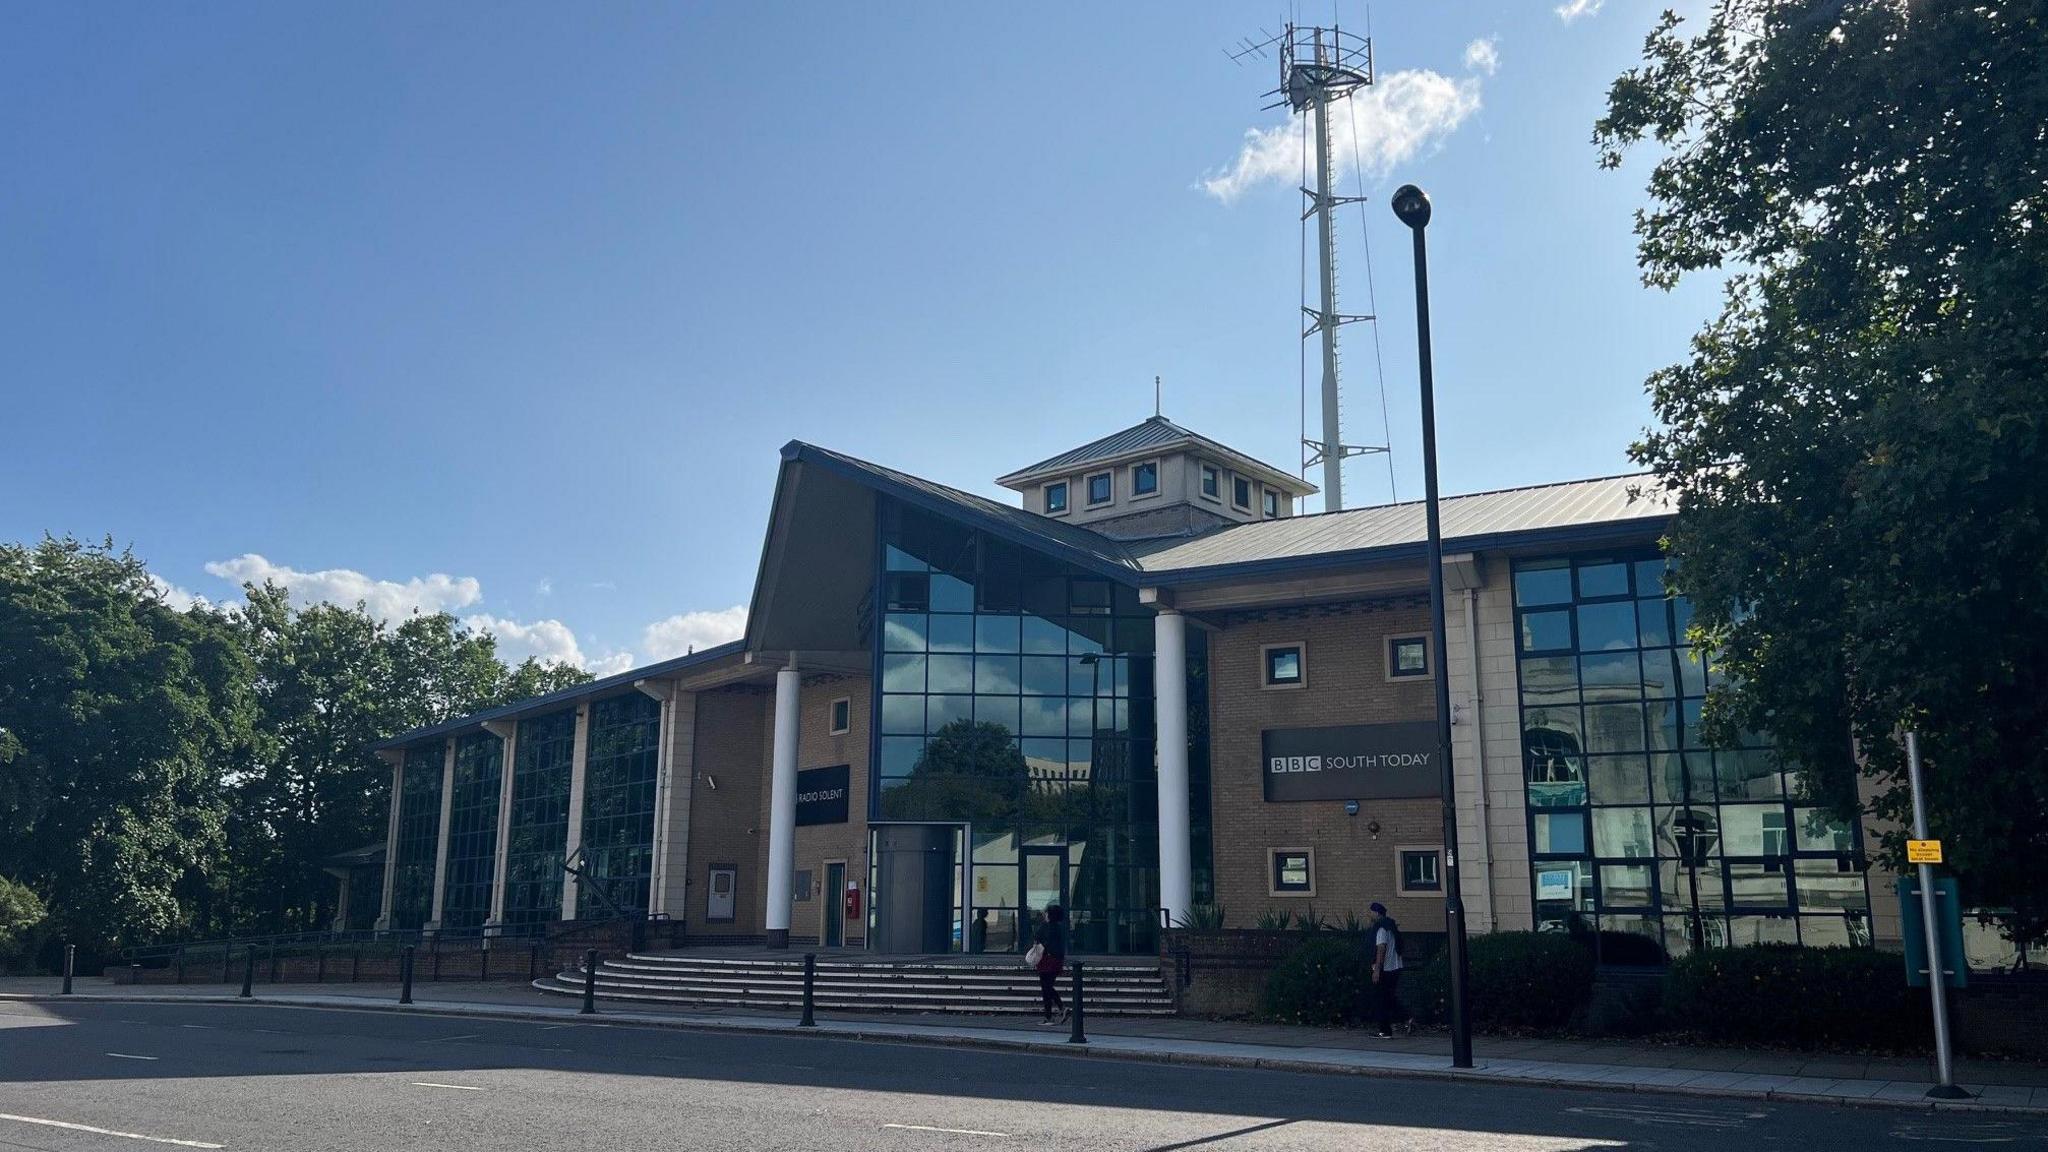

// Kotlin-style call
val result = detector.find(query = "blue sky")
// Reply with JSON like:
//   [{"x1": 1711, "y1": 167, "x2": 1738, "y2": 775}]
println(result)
[{"x1": 1, "y1": 1, "x2": 1716, "y2": 674}]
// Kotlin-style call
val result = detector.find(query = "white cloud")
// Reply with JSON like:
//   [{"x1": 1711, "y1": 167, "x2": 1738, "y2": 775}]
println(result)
[
  {"x1": 641, "y1": 605, "x2": 748, "y2": 660},
  {"x1": 1463, "y1": 38, "x2": 1500, "y2": 76},
  {"x1": 1201, "y1": 66, "x2": 1485, "y2": 201},
  {"x1": 535, "y1": 577, "x2": 554, "y2": 597},
  {"x1": 147, "y1": 574, "x2": 209, "y2": 612},
  {"x1": 204, "y1": 553, "x2": 482, "y2": 623},
  {"x1": 465, "y1": 613, "x2": 637, "y2": 676},
  {"x1": 1554, "y1": 0, "x2": 1603, "y2": 23}
]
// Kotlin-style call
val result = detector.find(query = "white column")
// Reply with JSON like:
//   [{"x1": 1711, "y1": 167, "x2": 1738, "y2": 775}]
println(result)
[
  {"x1": 765, "y1": 660, "x2": 801, "y2": 948},
  {"x1": 426, "y1": 737, "x2": 457, "y2": 931},
  {"x1": 484, "y1": 720, "x2": 518, "y2": 931},
  {"x1": 1155, "y1": 608, "x2": 1193, "y2": 927},
  {"x1": 560, "y1": 704, "x2": 591, "y2": 921},
  {"x1": 651, "y1": 689, "x2": 698, "y2": 919},
  {"x1": 375, "y1": 751, "x2": 403, "y2": 930}
]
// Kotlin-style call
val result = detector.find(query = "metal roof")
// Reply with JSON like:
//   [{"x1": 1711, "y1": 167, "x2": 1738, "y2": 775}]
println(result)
[
  {"x1": 1128, "y1": 472, "x2": 1674, "y2": 579},
  {"x1": 993, "y1": 416, "x2": 1316, "y2": 494},
  {"x1": 372, "y1": 639, "x2": 747, "y2": 751}
]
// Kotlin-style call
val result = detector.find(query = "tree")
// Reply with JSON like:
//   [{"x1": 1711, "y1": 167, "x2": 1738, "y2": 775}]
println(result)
[
  {"x1": 0, "y1": 876, "x2": 48, "y2": 973},
  {"x1": 0, "y1": 538, "x2": 255, "y2": 957},
  {"x1": 1597, "y1": 3, "x2": 2048, "y2": 945}
]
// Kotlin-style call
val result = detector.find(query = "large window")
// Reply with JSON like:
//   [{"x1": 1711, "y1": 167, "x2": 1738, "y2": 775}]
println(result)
[
  {"x1": 504, "y1": 710, "x2": 576, "y2": 926},
  {"x1": 389, "y1": 744, "x2": 444, "y2": 931},
  {"x1": 577, "y1": 694, "x2": 662, "y2": 917},
  {"x1": 1513, "y1": 554, "x2": 1871, "y2": 958},
  {"x1": 876, "y1": 499, "x2": 1187, "y2": 954},
  {"x1": 440, "y1": 733, "x2": 503, "y2": 930}
]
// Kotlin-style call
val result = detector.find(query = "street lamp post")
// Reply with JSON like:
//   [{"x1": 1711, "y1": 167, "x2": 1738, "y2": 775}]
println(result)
[{"x1": 1392, "y1": 183, "x2": 1474, "y2": 1069}]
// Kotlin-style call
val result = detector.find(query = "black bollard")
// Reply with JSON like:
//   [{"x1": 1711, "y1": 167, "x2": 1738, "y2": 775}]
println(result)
[
  {"x1": 399, "y1": 945, "x2": 415, "y2": 1005},
  {"x1": 1067, "y1": 960, "x2": 1086, "y2": 1045},
  {"x1": 316, "y1": 945, "x2": 326, "y2": 983},
  {"x1": 798, "y1": 953, "x2": 816, "y2": 1028},
  {"x1": 580, "y1": 949, "x2": 599, "y2": 1015},
  {"x1": 239, "y1": 946, "x2": 255, "y2": 999},
  {"x1": 61, "y1": 943, "x2": 74, "y2": 995}
]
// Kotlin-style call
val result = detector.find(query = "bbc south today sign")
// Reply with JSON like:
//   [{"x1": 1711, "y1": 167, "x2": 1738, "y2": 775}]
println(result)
[{"x1": 1261, "y1": 721, "x2": 1442, "y2": 803}]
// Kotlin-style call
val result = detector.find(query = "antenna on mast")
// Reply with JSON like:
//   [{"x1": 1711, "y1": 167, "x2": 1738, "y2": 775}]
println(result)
[
  {"x1": 1229, "y1": 21, "x2": 1390, "y2": 512},
  {"x1": 1154, "y1": 375, "x2": 1162, "y2": 418}
]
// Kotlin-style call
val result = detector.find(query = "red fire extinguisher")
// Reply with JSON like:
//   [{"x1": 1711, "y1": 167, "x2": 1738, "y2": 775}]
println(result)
[{"x1": 844, "y1": 882, "x2": 862, "y2": 919}]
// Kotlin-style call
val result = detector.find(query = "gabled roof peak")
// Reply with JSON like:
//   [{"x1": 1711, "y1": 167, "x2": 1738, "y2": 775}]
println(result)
[{"x1": 994, "y1": 416, "x2": 1315, "y2": 495}]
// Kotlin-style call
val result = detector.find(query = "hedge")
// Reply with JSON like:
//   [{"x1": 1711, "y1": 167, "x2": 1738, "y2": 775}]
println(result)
[
  {"x1": 1404, "y1": 931, "x2": 1596, "y2": 1032},
  {"x1": 1661, "y1": 944, "x2": 1928, "y2": 1050},
  {"x1": 1262, "y1": 936, "x2": 1375, "y2": 1027}
]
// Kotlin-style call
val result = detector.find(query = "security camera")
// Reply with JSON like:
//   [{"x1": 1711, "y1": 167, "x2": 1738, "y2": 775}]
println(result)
[{"x1": 1391, "y1": 184, "x2": 1432, "y2": 229}]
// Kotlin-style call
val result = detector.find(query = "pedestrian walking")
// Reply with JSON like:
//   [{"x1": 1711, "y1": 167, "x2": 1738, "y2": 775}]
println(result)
[
  {"x1": 1368, "y1": 901, "x2": 1409, "y2": 1037},
  {"x1": 1026, "y1": 903, "x2": 1068, "y2": 1025}
]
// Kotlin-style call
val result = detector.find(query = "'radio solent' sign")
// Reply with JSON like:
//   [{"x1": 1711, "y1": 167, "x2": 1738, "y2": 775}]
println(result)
[
  {"x1": 795, "y1": 764, "x2": 850, "y2": 826},
  {"x1": 1260, "y1": 721, "x2": 1441, "y2": 803}
]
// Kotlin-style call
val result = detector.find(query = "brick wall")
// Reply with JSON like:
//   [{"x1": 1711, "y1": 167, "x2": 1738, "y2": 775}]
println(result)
[
  {"x1": 1208, "y1": 598, "x2": 1448, "y2": 930},
  {"x1": 785, "y1": 672, "x2": 871, "y2": 947},
  {"x1": 684, "y1": 686, "x2": 771, "y2": 939}
]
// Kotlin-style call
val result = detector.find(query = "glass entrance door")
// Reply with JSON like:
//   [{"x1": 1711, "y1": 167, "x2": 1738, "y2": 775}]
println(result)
[
  {"x1": 823, "y1": 861, "x2": 846, "y2": 948},
  {"x1": 1021, "y1": 845, "x2": 1068, "y2": 951}
]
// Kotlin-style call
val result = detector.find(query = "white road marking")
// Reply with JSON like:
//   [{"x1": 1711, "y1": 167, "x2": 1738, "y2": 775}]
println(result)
[
  {"x1": 105, "y1": 1052, "x2": 160, "y2": 1061},
  {"x1": 1566, "y1": 1104, "x2": 1758, "y2": 1129},
  {"x1": 411, "y1": 1082, "x2": 484, "y2": 1092},
  {"x1": 1891, "y1": 1121, "x2": 2025, "y2": 1143},
  {"x1": 883, "y1": 1123, "x2": 1011, "y2": 1138},
  {"x1": 0, "y1": 1112, "x2": 223, "y2": 1149},
  {"x1": 420, "y1": 1033, "x2": 481, "y2": 1044},
  {"x1": 178, "y1": 1024, "x2": 215, "y2": 1030}
]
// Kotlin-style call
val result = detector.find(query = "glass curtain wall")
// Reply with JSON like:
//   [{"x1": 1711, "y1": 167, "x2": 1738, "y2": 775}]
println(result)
[
  {"x1": 1513, "y1": 553, "x2": 1871, "y2": 959},
  {"x1": 389, "y1": 743, "x2": 445, "y2": 930},
  {"x1": 577, "y1": 694, "x2": 661, "y2": 918},
  {"x1": 874, "y1": 499, "x2": 1163, "y2": 954},
  {"x1": 439, "y1": 732, "x2": 503, "y2": 930},
  {"x1": 503, "y1": 710, "x2": 576, "y2": 926}
]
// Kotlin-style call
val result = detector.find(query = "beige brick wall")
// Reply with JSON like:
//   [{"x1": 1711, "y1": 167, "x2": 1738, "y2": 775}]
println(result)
[
  {"x1": 683, "y1": 686, "x2": 771, "y2": 938},
  {"x1": 784, "y1": 673, "x2": 871, "y2": 946},
  {"x1": 1207, "y1": 597, "x2": 1449, "y2": 930}
]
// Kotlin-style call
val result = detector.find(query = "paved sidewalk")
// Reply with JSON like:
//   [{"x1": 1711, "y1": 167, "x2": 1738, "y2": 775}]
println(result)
[{"x1": 6, "y1": 977, "x2": 2044, "y2": 1115}]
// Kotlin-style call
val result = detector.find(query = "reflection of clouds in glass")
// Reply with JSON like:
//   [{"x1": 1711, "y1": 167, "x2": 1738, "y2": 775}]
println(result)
[{"x1": 884, "y1": 614, "x2": 925, "y2": 651}]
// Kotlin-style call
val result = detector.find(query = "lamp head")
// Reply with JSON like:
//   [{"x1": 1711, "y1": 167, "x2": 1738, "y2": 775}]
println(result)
[{"x1": 1391, "y1": 184, "x2": 1432, "y2": 229}]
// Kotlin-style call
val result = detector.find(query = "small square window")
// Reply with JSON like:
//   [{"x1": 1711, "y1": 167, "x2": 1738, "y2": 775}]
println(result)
[
  {"x1": 1399, "y1": 849, "x2": 1442, "y2": 894},
  {"x1": 1200, "y1": 464, "x2": 1220, "y2": 500},
  {"x1": 1262, "y1": 488, "x2": 1280, "y2": 518},
  {"x1": 829, "y1": 696, "x2": 851, "y2": 735},
  {"x1": 1389, "y1": 636, "x2": 1429, "y2": 679},
  {"x1": 1043, "y1": 482, "x2": 1068, "y2": 514},
  {"x1": 1086, "y1": 472, "x2": 1113, "y2": 505},
  {"x1": 1271, "y1": 848, "x2": 1314, "y2": 896},
  {"x1": 1262, "y1": 643, "x2": 1305, "y2": 688},
  {"x1": 1132, "y1": 460, "x2": 1159, "y2": 496},
  {"x1": 1232, "y1": 476, "x2": 1252, "y2": 510}
]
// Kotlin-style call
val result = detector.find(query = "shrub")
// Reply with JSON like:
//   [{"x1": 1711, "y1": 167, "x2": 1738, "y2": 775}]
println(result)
[
  {"x1": 0, "y1": 877, "x2": 47, "y2": 973},
  {"x1": 1262, "y1": 936, "x2": 1375, "y2": 1026},
  {"x1": 1660, "y1": 944, "x2": 1929, "y2": 1051},
  {"x1": 1178, "y1": 904, "x2": 1226, "y2": 931},
  {"x1": 1404, "y1": 931, "x2": 1596, "y2": 1032}
]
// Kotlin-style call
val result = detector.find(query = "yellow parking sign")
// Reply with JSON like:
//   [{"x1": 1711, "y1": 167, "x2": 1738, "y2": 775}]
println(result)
[{"x1": 1907, "y1": 839, "x2": 1944, "y2": 864}]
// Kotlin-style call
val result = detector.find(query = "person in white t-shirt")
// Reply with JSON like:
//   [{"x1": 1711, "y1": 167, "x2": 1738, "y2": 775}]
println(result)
[{"x1": 1369, "y1": 901, "x2": 1410, "y2": 1037}]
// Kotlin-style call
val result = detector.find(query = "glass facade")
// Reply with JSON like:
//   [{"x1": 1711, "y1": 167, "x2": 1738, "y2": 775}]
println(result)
[
  {"x1": 389, "y1": 744, "x2": 444, "y2": 931},
  {"x1": 875, "y1": 499, "x2": 1199, "y2": 954},
  {"x1": 1513, "y1": 553, "x2": 1872, "y2": 958},
  {"x1": 577, "y1": 693, "x2": 662, "y2": 918},
  {"x1": 503, "y1": 710, "x2": 576, "y2": 926},
  {"x1": 439, "y1": 732, "x2": 503, "y2": 930}
]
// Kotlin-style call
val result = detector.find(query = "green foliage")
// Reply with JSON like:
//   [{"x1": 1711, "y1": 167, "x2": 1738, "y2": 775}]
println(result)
[
  {"x1": 0, "y1": 876, "x2": 48, "y2": 971},
  {"x1": 1598, "y1": 3, "x2": 2048, "y2": 946},
  {"x1": 1253, "y1": 909, "x2": 1293, "y2": 932},
  {"x1": 1178, "y1": 904, "x2": 1226, "y2": 931},
  {"x1": 1661, "y1": 944, "x2": 1928, "y2": 1051},
  {"x1": 1404, "y1": 932, "x2": 1596, "y2": 1033},
  {"x1": 1341, "y1": 910, "x2": 1372, "y2": 936},
  {"x1": 1261, "y1": 936, "x2": 1374, "y2": 1027},
  {"x1": 1294, "y1": 907, "x2": 1329, "y2": 934}
]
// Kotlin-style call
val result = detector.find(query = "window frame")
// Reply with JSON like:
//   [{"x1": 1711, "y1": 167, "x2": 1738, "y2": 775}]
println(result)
[
  {"x1": 1261, "y1": 488, "x2": 1280, "y2": 519},
  {"x1": 1042, "y1": 481, "x2": 1069, "y2": 516},
  {"x1": 1270, "y1": 847, "x2": 1316, "y2": 897},
  {"x1": 1199, "y1": 463, "x2": 1222, "y2": 502},
  {"x1": 1387, "y1": 635, "x2": 1431, "y2": 681},
  {"x1": 1232, "y1": 475, "x2": 1253, "y2": 511},
  {"x1": 1397, "y1": 847, "x2": 1443, "y2": 895},
  {"x1": 1085, "y1": 471, "x2": 1114, "y2": 507},
  {"x1": 1261, "y1": 641, "x2": 1307, "y2": 690},
  {"x1": 1130, "y1": 459, "x2": 1161, "y2": 499},
  {"x1": 829, "y1": 696, "x2": 852, "y2": 736}
]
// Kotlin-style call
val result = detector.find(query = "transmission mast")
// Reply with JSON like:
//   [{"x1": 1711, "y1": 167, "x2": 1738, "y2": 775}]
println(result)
[{"x1": 1231, "y1": 23, "x2": 1388, "y2": 511}]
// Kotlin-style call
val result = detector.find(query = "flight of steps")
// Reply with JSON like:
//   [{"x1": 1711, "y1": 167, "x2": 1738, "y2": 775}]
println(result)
[{"x1": 534, "y1": 951, "x2": 1177, "y2": 1016}]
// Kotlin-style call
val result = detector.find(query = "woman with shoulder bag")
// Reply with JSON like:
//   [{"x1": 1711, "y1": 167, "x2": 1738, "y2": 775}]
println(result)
[{"x1": 1027, "y1": 904, "x2": 1068, "y2": 1025}]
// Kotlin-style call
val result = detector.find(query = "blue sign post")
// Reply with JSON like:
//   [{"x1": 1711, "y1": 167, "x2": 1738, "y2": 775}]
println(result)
[{"x1": 1897, "y1": 875, "x2": 1967, "y2": 990}]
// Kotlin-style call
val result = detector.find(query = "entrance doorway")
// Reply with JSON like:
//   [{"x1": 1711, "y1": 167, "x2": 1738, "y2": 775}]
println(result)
[
  {"x1": 1021, "y1": 844, "x2": 1069, "y2": 951},
  {"x1": 870, "y1": 824, "x2": 965, "y2": 954},
  {"x1": 823, "y1": 860, "x2": 846, "y2": 948}
]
